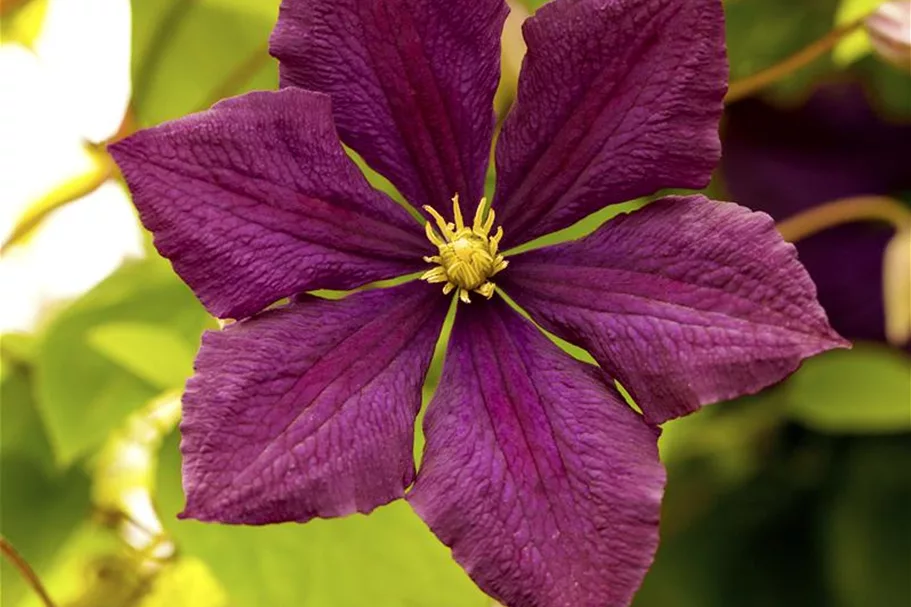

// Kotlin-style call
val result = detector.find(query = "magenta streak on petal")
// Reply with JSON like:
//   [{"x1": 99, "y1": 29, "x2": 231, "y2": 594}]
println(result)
[
  {"x1": 110, "y1": 89, "x2": 429, "y2": 321},
  {"x1": 409, "y1": 297, "x2": 665, "y2": 607},
  {"x1": 494, "y1": 0, "x2": 727, "y2": 247},
  {"x1": 179, "y1": 282, "x2": 447, "y2": 525},
  {"x1": 270, "y1": 0, "x2": 507, "y2": 220},
  {"x1": 502, "y1": 196, "x2": 849, "y2": 425}
]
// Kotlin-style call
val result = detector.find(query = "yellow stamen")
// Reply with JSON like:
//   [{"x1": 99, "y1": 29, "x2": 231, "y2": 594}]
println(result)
[{"x1": 422, "y1": 194, "x2": 509, "y2": 303}]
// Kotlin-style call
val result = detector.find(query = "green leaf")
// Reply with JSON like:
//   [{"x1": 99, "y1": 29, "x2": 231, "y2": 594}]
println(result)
[
  {"x1": 0, "y1": 455, "x2": 91, "y2": 607},
  {"x1": 0, "y1": 333, "x2": 36, "y2": 368},
  {"x1": 0, "y1": 0, "x2": 48, "y2": 48},
  {"x1": 155, "y1": 433, "x2": 489, "y2": 607},
  {"x1": 131, "y1": 0, "x2": 280, "y2": 126},
  {"x1": 786, "y1": 343, "x2": 911, "y2": 433},
  {"x1": 137, "y1": 557, "x2": 229, "y2": 607},
  {"x1": 519, "y1": 0, "x2": 549, "y2": 11},
  {"x1": 635, "y1": 433, "x2": 838, "y2": 607},
  {"x1": 822, "y1": 438, "x2": 911, "y2": 607},
  {"x1": 35, "y1": 259, "x2": 211, "y2": 466},
  {"x1": 659, "y1": 393, "x2": 784, "y2": 482},
  {"x1": 87, "y1": 322, "x2": 195, "y2": 389},
  {"x1": 852, "y1": 53, "x2": 911, "y2": 120},
  {"x1": 0, "y1": 358, "x2": 54, "y2": 471},
  {"x1": 14, "y1": 523, "x2": 137, "y2": 607},
  {"x1": 725, "y1": 0, "x2": 840, "y2": 102},
  {"x1": 832, "y1": 0, "x2": 880, "y2": 65}
]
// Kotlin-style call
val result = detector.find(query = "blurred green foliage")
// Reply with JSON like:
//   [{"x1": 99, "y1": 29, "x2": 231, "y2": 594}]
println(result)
[
  {"x1": 833, "y1": 0, "x2": 882, "y2": 64},
  {"x1": 131, "y1": 0, "x2": 280, "y2": 126},
  {"x1": 155, "y1": 433, "x2": 489, "y2": 607},
  {"x1": 34, "y1": 258, "x2": 212, "y2": 465},
  {"x1": 725, "y1": 0, "x2": 839, "y2": 100},
  {"x1": 2, "y1": 0, "x2": 910, "y2": 605},
  {"x1": 787, "y1": 344, "x2": 911, "y2": 433}
]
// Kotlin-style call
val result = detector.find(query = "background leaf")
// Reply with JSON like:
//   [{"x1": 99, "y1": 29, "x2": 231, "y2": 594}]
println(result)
[
  {"x1": 155, "y1": 433, "x2": 490, "y2": 607},
  {"x1": 635, "y1": 430, "x2": 839, "y2": 607},
  {"x1": 832, "y1": 0, "x2": 881, "y2": 65},
  {"x1": 853, "y1": 53, "x2": 911, "y2": 119},
  {"x1": 0, "y1": 0, "x2": 48, "y2": 47},
  {"x1": 786, "y1": 343, "x2": 911, "y2": 433},
  {"x1": 88, "y1": 322, "x2": 195, "y2": 389},
  {"x1": 822, "y1": 438, "x2": 911, "y2": 607},
  {"x1": 1, "y1": 337, "x2": 55, "y2": 469},
  {"x1": 131, "y1": 0, "x2": 280, "y2": 126},
  {"x1": 0, "y1": 456, "x2": 91, "y2": 607},
  {"x1": 34, "y1": 258, "x2": 212, "y2": 465},
  {"x1": 137, "y1": 557, "x2": 229, "y2": 607},
  {"x1": 724, "y1": 0, "x2": 840, "y2": 102}
]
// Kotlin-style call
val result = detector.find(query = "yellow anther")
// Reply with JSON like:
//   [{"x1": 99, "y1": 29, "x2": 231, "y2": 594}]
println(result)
[{"x1": 421, "y1": 194, "x2": 508, "y2": 303}]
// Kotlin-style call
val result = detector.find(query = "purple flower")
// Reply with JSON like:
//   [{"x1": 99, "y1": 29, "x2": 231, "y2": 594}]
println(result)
[
  {"x1": 722, "y1": 83, "x2": 911, "y2": 349},
  {"x1": 109, "y1": 0, "x2": 846, "y2": 604}
]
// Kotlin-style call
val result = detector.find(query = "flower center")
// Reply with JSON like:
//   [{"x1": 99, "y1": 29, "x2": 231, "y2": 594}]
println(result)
[{"x1": 421, "y1": 195, "x2": 508, "y2": 303}]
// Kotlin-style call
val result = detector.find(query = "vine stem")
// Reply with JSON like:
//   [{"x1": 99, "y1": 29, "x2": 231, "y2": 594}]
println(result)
[
  {"x1": 726, "y1": 15, "x2": 871, "y2": 104},
  {"x1": 0, "y1": 0, "x2": 31, "y2": 17},
  {"x1": 0, "y1": 535, "x2": 57, "y2": 607},
  {"x1": 775, "y1": 195, "x2": 911, "y2": 243}
]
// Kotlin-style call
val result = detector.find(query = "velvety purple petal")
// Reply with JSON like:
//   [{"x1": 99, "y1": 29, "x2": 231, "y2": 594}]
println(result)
[
  {"x1": 501, "y1": 196, "x2": 849, "y2": 425},
  {"x1": 493, "y1": 0, "x2": 727, "y2": 247},
  {"x1": 722, "y1": 83, "x2": 911, "y2": 345},
  {"x1": 408, "y1": 297, "x2": 665, "y2": 607},
  {"x1": 180, "y1": 282, "x2": 447, "y2": 525},
  {"x1": 270, "y1": 0, "x2": 508, "y2": 219},
  {"x1": 109, "y1": 89, "x2": 427, "y2": 320}
]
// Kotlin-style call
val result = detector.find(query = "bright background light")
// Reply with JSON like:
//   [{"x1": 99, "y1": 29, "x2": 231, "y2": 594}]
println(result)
[{"x1": 0, "y1": 0, "x2": 142, "y2": 333}]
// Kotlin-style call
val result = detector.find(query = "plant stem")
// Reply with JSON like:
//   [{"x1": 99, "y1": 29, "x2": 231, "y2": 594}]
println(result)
[
  {"x1": 0, "y1": 0, "x2": 31, "y2": 17},
  {"x1": 0, "y1": 536, "x2": 56, "y2": 607},
  {"x1": 726, "y1": 16, "x2": 871, "y2": 103},
  {"x1": 775, "y1": 196, "x2": 911, "y2": 243}
]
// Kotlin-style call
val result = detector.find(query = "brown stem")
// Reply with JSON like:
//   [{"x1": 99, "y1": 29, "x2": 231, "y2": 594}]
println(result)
[
  {"x1": 726, "y1": 16, "x2": 871, "y2": 104},
  {"x1": 776, "y1": 195, "x2": 911, "y2": 243},
  {"x1": 108, "y1": 104, "x2": 137, "y2": 143},
  {"x1": 0, "y1": 0, "x2": 31, "y2": 17},
  {"x1": 0, "y1": 536, "x2": 57, "y2": 607}
]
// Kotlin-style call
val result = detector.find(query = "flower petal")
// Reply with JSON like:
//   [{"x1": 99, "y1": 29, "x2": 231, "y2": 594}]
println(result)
[
  {"x1": 408, "y1": 297, "x2": 665, "y2": 607},
  {"x1": 109, "y1": 89, "x2": 428, "y2": 320},
  {"x1": 493, "y1": 0, "x2": 727, "y2": 247},
  {"x1": 270, "y1": 0, "x2": 508, "y2": 219},
  {"x1": 501, "y1": 196, "x2": 849, "y2": 425},
  {"x1": 180, "y1": 282, "x2": 447, "y2": 525},
  {"x1": 722, "y1": 85, "x2": 911, "y2": 345}
]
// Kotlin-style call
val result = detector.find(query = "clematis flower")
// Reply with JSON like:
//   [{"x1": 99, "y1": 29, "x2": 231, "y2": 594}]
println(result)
[
  {"x1": 722, "y1": 82, "x2": 911, "y2": 351},
  {"x1": 109, "y1": 0, "x2": 846, "y2": 604}
]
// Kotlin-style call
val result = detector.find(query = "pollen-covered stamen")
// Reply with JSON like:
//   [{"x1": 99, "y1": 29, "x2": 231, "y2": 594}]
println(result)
[{"x1": 421, "y1": 195, "x2": 508, "y2": 303}]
